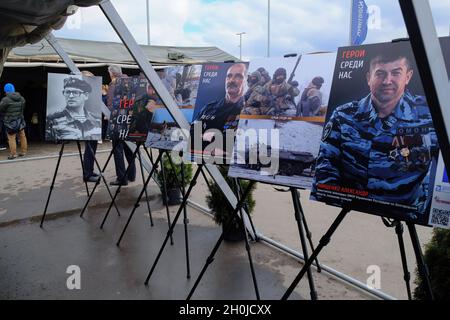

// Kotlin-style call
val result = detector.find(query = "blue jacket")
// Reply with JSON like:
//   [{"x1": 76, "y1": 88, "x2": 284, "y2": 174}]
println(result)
[{"x1": 312, "y1": 91, "x2": 438, "y2": 215}]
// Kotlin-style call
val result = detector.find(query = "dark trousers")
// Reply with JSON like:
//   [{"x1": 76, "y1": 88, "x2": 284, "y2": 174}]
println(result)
[
  {"x1": 0, "y1": 120, "x2": 7, "y2": 147},
  {"x1": 112, "y1": 139, "x2": 136, "y2": 182},
  {"x1": 83, "y1": 140, "x2": 98, "y2": 180}
]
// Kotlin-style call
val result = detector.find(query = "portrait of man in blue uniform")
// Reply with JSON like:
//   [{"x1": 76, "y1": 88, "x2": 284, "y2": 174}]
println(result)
[{"x1": 312, "y1": 46, "x2": 439, "y2": 224}]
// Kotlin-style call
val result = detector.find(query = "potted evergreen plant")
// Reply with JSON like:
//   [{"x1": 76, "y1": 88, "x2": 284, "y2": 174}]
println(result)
[
  {"x1": 206, "y1": 165, "x2": 257, "y2": 241},
  {"x1": 156, "y1": 154, "x2": 193, "y2": 205},
  {"x1": 414, "y1": 228, "x2": 450, "y2": 300}
]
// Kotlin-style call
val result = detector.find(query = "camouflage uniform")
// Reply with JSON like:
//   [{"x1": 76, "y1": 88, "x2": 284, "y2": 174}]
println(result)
[
  {"x1": 298, "y1": 86, "x2": 323, "y2": 117},
  {"x1": 242, "y1": 71, "x2": 266, "y2": 115},
  {"x1": 312, "y1": 91, "x2": 438, "y2": 215},
  {"x1": 46, "y1": 108, "x2": 101, "y2": 141},
  {"x1": 262, "y1": 80, "x2": 300, "y2": 116}
]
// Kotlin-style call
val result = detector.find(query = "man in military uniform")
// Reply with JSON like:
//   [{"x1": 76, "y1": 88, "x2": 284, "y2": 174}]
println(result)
[
  {"x1": 298, "y1": 76, "x2": 324, "y2": 117},
  {"x1": 261, "y1": 67, "x2": 300, "y2": 116},
  {"x1": 242, "y1": 70, "x2": 266, "y2": 115},
  {"x1": 46, "y1": 77, "x2": 101, "y2": 141},
  {"x1": 313, "y1": 53, "x2": 438, "y2": 218},
  {"x1": 190, "y1": 63, "x2": 247, "y2": 158}
]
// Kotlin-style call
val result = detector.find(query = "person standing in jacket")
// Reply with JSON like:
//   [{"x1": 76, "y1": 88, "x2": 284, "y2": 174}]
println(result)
[{"x1": 0, "y1": 83, "x2": 27, "y2": 160}]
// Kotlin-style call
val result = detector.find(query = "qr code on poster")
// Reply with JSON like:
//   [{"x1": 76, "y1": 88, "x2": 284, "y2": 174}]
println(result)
[{"x1": 430, "y1": 208, "x2": 450, "y2": 228}]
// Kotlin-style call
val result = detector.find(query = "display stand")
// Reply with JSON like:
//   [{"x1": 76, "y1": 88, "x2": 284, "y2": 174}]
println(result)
[
  {"x1": 185, "y1": 179, "x2": 260, "y2": 300},
  {"x1": 137, "y1": 145, "x2": 154, "y2": 227},
  {"x1": 158, "y1": 149, "x2": 175, "y2": 246},
  {"x1": 184, "y1": 180, "x2": 321, "y2": 300},
  {"x1": 281, "y1": 209, "x2": 435, "y2": 300},
  {"x1": 290, "y1": 188, "x2": 317, "y2": 300},
  {"x1": 116, "y1": 148, "x2": 177, "y2": 246},
  {"x1": 76, "y1": 141, "x2": 90, "y2": 197},
  {"x1": 117, "y1": 149, "x2": 201, "y2": 279},
  {"x1": 79, "y1": 142, "x2": 121, "y2": 219},
  {"x1": 165, "y1": 151, "x2": 191, "y2": 279},
  {"x1": 40, "y1": 141, "x2": 91, "y2": 227},
  {"x1": 100, "y1": 141, "x2": 148, "y2": 229},
  {"x1": 382, "y1": 218, "x2": 412, "y2": 300}
]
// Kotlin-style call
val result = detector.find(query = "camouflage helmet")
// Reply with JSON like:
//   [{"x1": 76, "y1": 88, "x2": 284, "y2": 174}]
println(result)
[
  {"x1": 312, "y1": 76, "x2": 324, "y2": 87},
  {"x1": 249, "y1": 70, "x2": 262, "y2": 82},
  {"x1": 273, "y1": 68, "x2": 287, "y2": 80}
]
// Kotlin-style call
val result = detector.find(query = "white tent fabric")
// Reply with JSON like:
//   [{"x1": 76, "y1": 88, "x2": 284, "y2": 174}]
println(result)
[{"x1": 9, "y1": 37, "x2": 239, "y2": 66}]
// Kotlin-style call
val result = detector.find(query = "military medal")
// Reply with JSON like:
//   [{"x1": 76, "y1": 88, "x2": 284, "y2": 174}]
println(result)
[{"x1": 400, "y1": 147, "x2": 410, "y2": 162}]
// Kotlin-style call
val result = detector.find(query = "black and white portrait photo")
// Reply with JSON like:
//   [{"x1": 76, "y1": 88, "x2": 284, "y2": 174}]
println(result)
[{"x1": 45, "y1": 73, "x2": 102, "y2": 141}]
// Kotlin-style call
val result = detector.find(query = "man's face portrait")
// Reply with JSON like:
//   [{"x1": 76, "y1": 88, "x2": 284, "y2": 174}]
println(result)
[
  {"x1": 225, "y1": 63, "x2": 246, "y2": 102},
  {"x1": 63, "y1": 87, "x2": 88, "y2": 110},
  {"x1": 367, "y1": 57, "x2": 413, "y2": 107}
]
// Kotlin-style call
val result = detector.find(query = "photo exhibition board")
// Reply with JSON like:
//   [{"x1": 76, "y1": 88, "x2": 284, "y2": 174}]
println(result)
[
  {"x1": 46, "y1": 73, "x2": 102, "y2": 142},
  {"x1": 310, "y1": 39, "x2": 450, "y2": 228},
  {"x1": 228, "y1": 52, "x2": 337, "y2": 189},
  {"x1": 145, "y1": 65, "x2": 201, "y2": 151},
  {"x1": 106, "y1": 75, "x2": 151, "y2": 142},
  {"x1": 187, "y1": 62, "x2": 249, "y2": 164}
]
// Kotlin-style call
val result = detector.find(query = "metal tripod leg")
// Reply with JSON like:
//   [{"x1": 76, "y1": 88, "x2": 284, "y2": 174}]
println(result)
[
  {"x1": 296, "y1": 191, "x2": 321, "y2": 273},
  {"x1": 145, "y1": 165, "x2": 203, "y2": 285},
  {"x1": 80, "y1": 143, "x2": 120, "y2": 218},
  {"x1": 394, "y1": 221, "x2": 412, "y2": 300},
  {"x1": 235, "y1": 179, "x2": 258, "y2": 242},
  {"x1": 186, "y1": 181, "x2": 258, "y2": 300},
  {"x1": 76, "y1": 141, "x2": 90, "y2": 197},
  {"x1": 282, "y1": 208, "x2": 350, "y2": 300},
  {"x1": 116, "y1": 152, "x2": 163, "y2": 246},
  {"x1": 159, "y1": 150, "x2": 174, "y2": 245},
  {"x1": 291, "y1": 188, "x2": 317, "y2": 300},
  {"x1": 165, "y1": 151, "x2": 191, "y2": 279},
  {"x1": 40, "y1": 142, "x2": 65, "y2": 228},
  {"x1": 100, "y1": 142, "x2": 139, "y2": 229},
  {"x1": 137, "y1": 147, "x2": 153, "y2": 227},
  {"x1": 407, "y1": 222, "x2": 434, "y2": 300},
  {"x1": 234, "y1": 179, "x2": 260, "y2": 300}
]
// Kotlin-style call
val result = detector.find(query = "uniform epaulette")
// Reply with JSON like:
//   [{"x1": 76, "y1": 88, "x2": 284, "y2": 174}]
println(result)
[{"x1": 334, "y1": 101, "x2": 359, "y2": 114}]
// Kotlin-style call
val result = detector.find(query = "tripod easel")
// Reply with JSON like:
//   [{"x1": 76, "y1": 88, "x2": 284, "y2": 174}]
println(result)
[
  {"x1": 79, "y1": 142, "x2": 121, "y2": 219},
  {"x1": 115, "y1": 149, "x2": 174, "y2": 247},
  {"x1": 281, "y1": 209, "x2": 435, "y2": 300},
  {"x1": 290, "y1": 188, "x2": 318, "y2": 300},
  {"x1": 185, "y1": 177, "x2": 260, "y2": 300},
  {"x1": 184, "y1": 178, "x2": 321, "y2": 300},
  {"x1": 382, "y1": 218, "x2": 412, "y2": 300},
  {"x1": 117, "y1": 150, "x2": 197, "y2": 279},
  {"x1": 40, "y1": 140, "x2": 90, "y2": 228},
  {"x1": 100, "y1": 141, "x2": 153, "y2": 229}
]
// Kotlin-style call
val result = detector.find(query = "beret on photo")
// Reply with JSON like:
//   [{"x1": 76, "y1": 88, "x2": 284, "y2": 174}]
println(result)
[{"x1": 64, "y1": 77, "x2": 92, "y2": 93}]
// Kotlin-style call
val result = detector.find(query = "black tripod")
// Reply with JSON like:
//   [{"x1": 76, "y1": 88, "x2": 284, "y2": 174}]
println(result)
[
  {"x1": 382, "y1": 218, "x2": 412, "y2": 300},
  {"x1": 100, "y1": 141, "x2": 152, "y2": 229},
  {"x1": 274, "y1": 187, "x2": 322, "y2": 273},
  {"x1": 115, "y1": 149, "x2": 176, "y2": 247},
  {"x1": 79, "y1": 142, "x2": 121, "y2": 219},
  {"x1": 281, "y1": 209, "x2": 435, "y2": 300},
  {"x1": 143, "y1": 156, "x2": 221, "y2": 282},
  {"x1": 165, "y1": 151, "x2": 192, "y2": 278},
  {"x1": 290, "y1": 188, "x2": 318, "y2": 300},
  {"x1": 184, "y1": 178, "x2": 261, "y2": 300},
  {"x1": 407, "y1": 221, "x2": 434, "y2": 300},
  {"x1": 40, "y1": 141, "x2": 90, "y2": 228}
]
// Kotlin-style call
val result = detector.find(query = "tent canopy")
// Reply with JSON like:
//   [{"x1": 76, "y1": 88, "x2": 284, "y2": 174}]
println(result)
[{"x1": 8, "y1": 37, "x2": 239, "y2": 66}]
